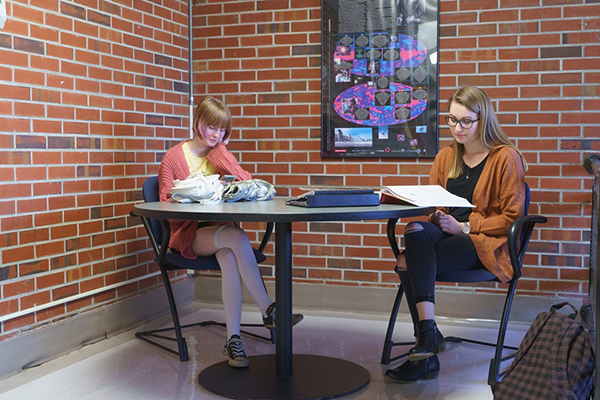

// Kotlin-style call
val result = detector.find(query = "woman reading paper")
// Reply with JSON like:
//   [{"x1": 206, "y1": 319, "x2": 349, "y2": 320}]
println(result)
[{"x1": 385, "y1": 86, "x2": 528, "y2": 383}]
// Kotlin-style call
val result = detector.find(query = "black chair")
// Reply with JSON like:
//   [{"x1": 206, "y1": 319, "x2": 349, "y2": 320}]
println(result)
[
  {"x1": 380, "y1": 183, "x2": 548, "y2": 384},
  {"x1": 132, "y1": 176, "x2": 275, "y2": 362}
]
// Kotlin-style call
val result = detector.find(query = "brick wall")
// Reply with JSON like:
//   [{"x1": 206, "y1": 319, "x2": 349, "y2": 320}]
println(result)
[
  {"x1": 0, "y1": 0, "x2": 190, "y2": 341},
  {"x1": 1, "y1": 0, "x2": 599, "y2": 342},
  {"x1": 193, "y1": 0, "x2": 599, "y2": 298}
]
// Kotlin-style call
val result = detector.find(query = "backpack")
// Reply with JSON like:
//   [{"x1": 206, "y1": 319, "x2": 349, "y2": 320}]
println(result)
[{"x1": 492, "y1": 302, "x2": 595, "y2": 400}]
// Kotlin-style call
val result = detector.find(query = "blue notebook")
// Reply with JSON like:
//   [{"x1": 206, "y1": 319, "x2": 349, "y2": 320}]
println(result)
[{"x1": 286, "y1": 189, "x2": 380, "y2": 208}]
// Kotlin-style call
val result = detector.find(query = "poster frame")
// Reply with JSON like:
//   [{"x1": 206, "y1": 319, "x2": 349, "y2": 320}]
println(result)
[{"x1": 321, "y1": 0, "x2": 440, "y2": 159}]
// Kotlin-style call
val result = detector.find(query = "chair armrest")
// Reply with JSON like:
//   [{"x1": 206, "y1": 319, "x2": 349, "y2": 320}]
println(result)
[
  {"x1": 132, "y1": 208, "x2": 170, "y2": 265},
  {"x1": 386, "y1": 218, "x2": 401, "y2": 258},
  {"x1": 258, "y1": 222, "x2": 274, "y2": 253},
  {"x1": 233, "y1": 221, "x2": 273, "y2": 253},
  {"x1": 508, "y1": 214, "x2": 548, "y2": 280},
  {"x1": 157, "y1": 218, "x2": 172, "y2": 264}
]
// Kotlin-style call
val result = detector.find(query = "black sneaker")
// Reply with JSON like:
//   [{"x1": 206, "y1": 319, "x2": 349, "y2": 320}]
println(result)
[
  {"x1": 262, "y1": 302, "x2": 304, "y2": 329},
  {"x1": 263, "y1": 303, "x2": 276, "y2": 329},
  {"x1": 222, "y1": 335, "x2": 249, "y2": 368}
]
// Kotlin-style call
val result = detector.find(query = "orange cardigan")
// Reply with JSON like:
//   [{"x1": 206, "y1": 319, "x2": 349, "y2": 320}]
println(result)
[{"x1": 429, "y1": 145, "x2": 526, "y2": 283}]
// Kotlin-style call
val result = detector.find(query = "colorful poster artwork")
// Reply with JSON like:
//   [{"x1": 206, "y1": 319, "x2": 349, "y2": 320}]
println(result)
[
  {"x1": 333, "y1": 34, "x2": 428, "y2": 126},
  {"x1": 321, "y1": 0, "x2": 439, "y2": 158}
]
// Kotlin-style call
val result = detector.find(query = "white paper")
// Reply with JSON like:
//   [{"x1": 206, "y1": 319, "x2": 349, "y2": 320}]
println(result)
[{"x1": 380, "y1": 185, "x2": 475, "y2": 208}]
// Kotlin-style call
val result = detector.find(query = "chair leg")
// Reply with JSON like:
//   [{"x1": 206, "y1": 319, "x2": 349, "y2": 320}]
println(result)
[
  {"x1": 135, "y1": 269, "x2": 275, "y2": 361},
  {"x1": 160, "y1": 267, "x2": 189, "y2": 361},
  {"x1": 488, "y1": 280, "x2": 518, "y2": 385},
  {"x1": 136, "y1": 268, "x2": 189, "y2": 362},
  {"x1": 381, "y1": 279, "x2": 520, "y2": 383},
  {"x1": 182, "y1": 321, "x2": 275, "y2": 343},
  {"x1": 381, "y1": 284, "x2": 405, "y2": 365}
]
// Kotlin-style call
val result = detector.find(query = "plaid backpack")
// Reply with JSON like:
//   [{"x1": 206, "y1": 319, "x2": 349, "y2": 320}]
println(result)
[{"x1": 492, "y1": 302, "x2": 595, "y2": 400}]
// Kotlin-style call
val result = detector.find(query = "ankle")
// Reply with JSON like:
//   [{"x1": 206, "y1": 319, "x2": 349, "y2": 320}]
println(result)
[{"x1": 418, "y1": 319, "x2": 436, "y2": 327}]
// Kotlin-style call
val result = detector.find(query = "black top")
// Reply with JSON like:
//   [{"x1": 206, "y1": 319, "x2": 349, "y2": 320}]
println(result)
[{"x1": 447, "y1": 155, "x2": 488, "y2": 222}]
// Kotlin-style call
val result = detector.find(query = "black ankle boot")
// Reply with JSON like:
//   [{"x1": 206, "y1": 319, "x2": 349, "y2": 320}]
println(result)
[
  {"x1": 408, "y1": 319, "x2": 446, "y2": 361},
  {"x1": 384, "y1": 355, "x2": 440, "y2": 383}
]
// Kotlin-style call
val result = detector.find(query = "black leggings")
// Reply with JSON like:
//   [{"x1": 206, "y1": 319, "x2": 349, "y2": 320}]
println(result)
[{"x1": 397, "y1": 221, "x2": 486, "y2": 326}]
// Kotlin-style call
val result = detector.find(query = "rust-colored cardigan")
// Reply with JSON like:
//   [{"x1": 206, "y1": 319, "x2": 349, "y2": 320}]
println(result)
[
  {"x1": 429, "y1": 145, "x2": 526, "y2": 283},
  {"x1": 157, "y1": 141, "x2": 252, "y2": 259}
]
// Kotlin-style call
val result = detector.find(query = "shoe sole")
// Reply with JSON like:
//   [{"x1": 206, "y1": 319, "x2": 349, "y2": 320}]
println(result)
[
  {"x1": 407, "y1": 342, "x2": 447, "y2": 362},
  {"x1": 228, "y1": 359, "x2": 250, "y2": 368},
  {"x1": 384, "y1": 369, "x2": 440, "y2": 383},
  {"x1": 264, "y1": 313, "x2": 304, "y2": 330}
]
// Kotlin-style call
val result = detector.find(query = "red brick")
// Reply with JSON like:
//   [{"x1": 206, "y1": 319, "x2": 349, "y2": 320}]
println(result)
[
  {"x1": 3, "y1": 314, "x2": 36, "y2": 332},
  {"x1": 2, "y1": 214, "x2": 33, "y2": 231},
  {"x1": 17, "y1": 198, "x2": 48, "y2": 214},
  {"x1": 3, "y1": 277, "x2": 35, "y2": 297},
  {"x1": 52, "y1": 283, "x2": 79, "y2": 301},
  {"x1": 21, "y1": 291, "x2": 52, "y2": 310},
  {"x1": 36, "y1": 240, "x2": 65, "y2": 258},
  {"x1": 34, "y1": 211, "x2": 63, "y2": 227},
  {"x1": 0, "y1": 299, "x2": 19, "y2": 316},
  {"x1": 16, "y1": 167, "x2": 47, "y2": 181}
]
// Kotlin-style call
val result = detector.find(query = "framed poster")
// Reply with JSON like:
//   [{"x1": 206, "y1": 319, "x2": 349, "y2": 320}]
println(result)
[{"x1": 321, "y1": 0, "x2": 439, "y2": 158}]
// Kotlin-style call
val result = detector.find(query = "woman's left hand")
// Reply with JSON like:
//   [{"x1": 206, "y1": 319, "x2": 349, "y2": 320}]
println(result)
[{"x1": 437, "y1": 212, "x2": 462, "y2": 235}]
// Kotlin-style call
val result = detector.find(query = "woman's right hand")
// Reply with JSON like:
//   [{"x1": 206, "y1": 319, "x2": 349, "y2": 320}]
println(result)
[
  {"x1": 429, "y1": 210, "x2": 444, "y2": 226},
  {"x1": 437, "y1": 212, "x2": 462, "y2": 235}
]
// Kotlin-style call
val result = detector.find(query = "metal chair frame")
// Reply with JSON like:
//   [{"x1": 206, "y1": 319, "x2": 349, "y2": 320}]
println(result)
[{"x1": 132, "y1": 176, "x2": 275, "y2": 362}]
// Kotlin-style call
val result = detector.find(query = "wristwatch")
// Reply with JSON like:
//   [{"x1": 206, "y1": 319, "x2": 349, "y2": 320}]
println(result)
[{"x1": 461, "y1": 222, "x2": 470, "y2": 234}]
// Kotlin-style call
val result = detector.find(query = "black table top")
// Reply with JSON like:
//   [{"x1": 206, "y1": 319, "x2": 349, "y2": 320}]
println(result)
[{"x1": 132, "y1": 196, "x2": 434, "y2": 223}]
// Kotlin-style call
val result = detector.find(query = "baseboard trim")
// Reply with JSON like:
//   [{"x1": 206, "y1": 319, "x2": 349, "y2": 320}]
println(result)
[
  {"x1": 0, "y1": 279, "x2": 192, "y2": 381},
  {"x1": 193, "y1": 277, "x2": 582, "y2": 326}
]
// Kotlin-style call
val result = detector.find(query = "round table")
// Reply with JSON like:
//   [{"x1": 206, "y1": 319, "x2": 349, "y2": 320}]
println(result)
[{"x1": 133, "y1": 197, "x2": 433, "y2": 400}]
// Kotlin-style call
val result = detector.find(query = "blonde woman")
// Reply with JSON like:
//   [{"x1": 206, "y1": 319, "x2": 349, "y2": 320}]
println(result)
[{"x1": 386, "y1": 87, "x2": 527, "y2": 383}]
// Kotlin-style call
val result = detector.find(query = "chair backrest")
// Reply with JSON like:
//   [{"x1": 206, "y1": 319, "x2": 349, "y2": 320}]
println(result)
[
  {"x1": 142, "y1": 176, "x2": 163, "y2": 246},
  {"x1": 524, "y1": 182, "x2": 530, "y2": 216}
]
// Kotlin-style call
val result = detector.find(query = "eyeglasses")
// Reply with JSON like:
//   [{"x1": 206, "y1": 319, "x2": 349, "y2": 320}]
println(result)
[{"x1": 445, "y1": 116, "x2": 480, "y2": 129}]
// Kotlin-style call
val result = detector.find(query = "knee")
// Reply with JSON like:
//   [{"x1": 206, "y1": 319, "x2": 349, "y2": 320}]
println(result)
[
  {"x1": 398, "y1": 222, "x2": 425, "y2": 271},
  {"x1": 404, "y1": 221, "x2": 424, "y2": 236},
  {"x1": 216, "y1": 225, "x2": 250, "y2": 247},
  {"x1": 215, "y1": 248, "x2": 236, "y2": 266}
]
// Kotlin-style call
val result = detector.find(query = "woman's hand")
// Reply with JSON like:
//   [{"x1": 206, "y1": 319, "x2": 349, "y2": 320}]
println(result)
[
  {"x1": 434, "y1": 211, "x2": 463, "y2": 235},
  {"x1": 429, "y1": 210, "x2": 443, "y2": 225}
]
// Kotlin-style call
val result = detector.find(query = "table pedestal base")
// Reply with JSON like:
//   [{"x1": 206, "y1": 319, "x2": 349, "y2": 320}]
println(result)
[{"x1": 198, "y1": 354, "x2": 370, "y2": 400}]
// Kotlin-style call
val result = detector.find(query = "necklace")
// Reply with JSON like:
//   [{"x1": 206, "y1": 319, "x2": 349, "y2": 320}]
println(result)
[
  {"x1": 463, "y1": 149, "x2": 487, "y2": 180},
  {"x1": 465, "y1": 164, "x2": 472, "y2": 180}
]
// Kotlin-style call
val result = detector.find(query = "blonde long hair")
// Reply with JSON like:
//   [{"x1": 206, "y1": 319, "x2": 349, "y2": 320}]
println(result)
[
  {"x1": 447, "y1": 86, "x2": 527, "y2": 178},
  {"x1": 192, "y1": 96, "x2": 233, "y2": 144}
]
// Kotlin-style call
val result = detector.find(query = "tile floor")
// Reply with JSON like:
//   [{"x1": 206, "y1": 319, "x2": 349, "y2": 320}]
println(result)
[{"x1": 0, "y1": 303, "x2": 529, "y2": 400}]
